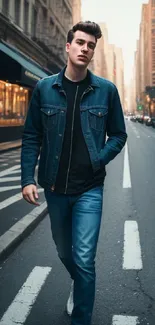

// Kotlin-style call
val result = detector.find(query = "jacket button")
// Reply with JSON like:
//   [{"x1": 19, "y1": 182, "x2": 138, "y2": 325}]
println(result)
[
  {"x1": 55, "y1": 155, "x2": 58, "y2": 159},
  {"x1": 51, "y1": 185, "x2": 55, "y2": 191},
  {"x1": 59, "y1": 134, "x2": 62, "y2": 137},
  {"x1": 98, "y1": 112, "x2": 102, "y2": 116}
]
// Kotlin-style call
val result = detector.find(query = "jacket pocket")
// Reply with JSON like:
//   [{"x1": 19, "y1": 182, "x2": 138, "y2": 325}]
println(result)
[
  {"x1": 40, "y1": 107, "x2": 59, "y2": 130},
  {"x1": 88, "y1": 108, "x2": 108, "y2": 131}
]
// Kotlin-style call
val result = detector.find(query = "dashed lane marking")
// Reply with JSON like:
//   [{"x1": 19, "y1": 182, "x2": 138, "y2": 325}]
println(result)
[{"x1": 123, "y1": 221, "x2": 143, "y2": 270}]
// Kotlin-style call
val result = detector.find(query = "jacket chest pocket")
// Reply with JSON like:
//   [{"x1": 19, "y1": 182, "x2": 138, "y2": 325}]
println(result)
[
  {"x1": 88, "y1": 108, "x2": 108, "y2": 131},
  {"x1": 40, "y1": 108, "x2": 60, "y2": 130}
]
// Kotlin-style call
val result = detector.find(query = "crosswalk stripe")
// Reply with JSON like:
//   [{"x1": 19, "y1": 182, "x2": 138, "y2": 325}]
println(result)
[
  {"x1": 112, "y1": 315, "x2": 139, "y2": 324},
  {"x1": 0, "y1": 165, "x2": 20, "y2": 177},
  {"x1": 0, "y1": 266, "x2": 51, "y2": 325},
  {"x1": 0, "y1": 185, "x2": 21, "y2": 192},
  {"x1": 0, "y1": 177, "x2": 21, "y2": 182},
  {"x1": 123, "y1": 221, "x2": 143, "y2": 270},
  {"x1": 0, "y1": 188, "x2": 44, "y2": 211}
]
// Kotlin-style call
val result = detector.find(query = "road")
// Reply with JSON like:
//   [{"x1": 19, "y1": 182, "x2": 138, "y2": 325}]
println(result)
[{"x1": 0, "y1": 120, "x2": 155, "y2": 325}]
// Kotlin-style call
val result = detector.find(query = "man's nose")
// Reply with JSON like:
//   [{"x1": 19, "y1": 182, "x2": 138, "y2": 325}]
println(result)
[{"x1": 81, "y1": 44, "x2": 88, "y2": 52}]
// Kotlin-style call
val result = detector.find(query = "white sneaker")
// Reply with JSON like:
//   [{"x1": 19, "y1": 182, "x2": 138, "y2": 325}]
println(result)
[{"x1": 66, "y1": 281, "x2": 74, "y2": 316}]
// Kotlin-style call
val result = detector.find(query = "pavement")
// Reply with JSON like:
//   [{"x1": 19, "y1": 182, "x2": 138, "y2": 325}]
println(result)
[
  {"x1": 0, "y1": 145, "x2": 47, "y2": 261},
  {"x1": 0, "y1": 120, "x2": 155, "y2": 324}
]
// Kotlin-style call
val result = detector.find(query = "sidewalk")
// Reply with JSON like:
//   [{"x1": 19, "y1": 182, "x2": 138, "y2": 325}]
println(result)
[
  {"x1": 0, "y1": 144, "x2": 47, "y2": 262},
  {"x1": 0, "y1": 139, "x2": 21, "y2": 153}
]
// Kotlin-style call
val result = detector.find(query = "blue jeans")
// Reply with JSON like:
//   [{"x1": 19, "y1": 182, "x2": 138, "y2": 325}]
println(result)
[{"x1": 44, "y1": 186, "x2": 103, "y2": 325}]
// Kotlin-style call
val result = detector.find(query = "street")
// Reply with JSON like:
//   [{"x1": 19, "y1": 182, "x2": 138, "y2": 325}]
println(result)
[{"x1": 0, "y1": 120, "x2": 155, "y2": 325}]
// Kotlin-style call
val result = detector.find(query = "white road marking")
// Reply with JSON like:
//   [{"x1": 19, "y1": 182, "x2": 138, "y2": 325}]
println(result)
[
  {"x1": 0, "y1": 185, "x2": 21, "y2": 192},
  {"x1": 0, "y1": 266, "x2": 51, "y2": 325},
  {"x1": 0, "y1": 177, "x2": 21, "y2": 182},
  {"x1": 0, "y1": 188, "x2": 44, "y2": 211},
  {"x1": 123, "y1": 143, "x2": 131, "y2": 188},
  {"x1": 123, "y1": 221, "x2": 143, "y2": 270},
  {"x1": 0, "y1": 165, "x2": 20, "y2": 177},
  {"x1": 112, "y1": 315, "x2": 139, "y2": 324},
  {"x1": 2, "y1": 169, "x2": 21, "y2": 175},
  {"x1": 15, "y1": 159, "x2": 20, "y2": 162},
  {"x1": 0, "y1": 159, "x2": 8, "y2": 162},
  {"x1": 1, "y1": 164, "x2": 8, "y2": 166}
]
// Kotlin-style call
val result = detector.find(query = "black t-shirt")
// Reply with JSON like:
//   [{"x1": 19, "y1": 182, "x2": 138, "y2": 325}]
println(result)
[{"x1": 55, "y1": 72, "x2": 106, "y2": 195}]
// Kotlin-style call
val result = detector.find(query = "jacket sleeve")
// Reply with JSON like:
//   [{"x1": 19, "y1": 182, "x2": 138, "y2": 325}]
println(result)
[
  {"x1": 99, "y1": 85, "x2": 127, "y2": 166},
  {"x1": 21, "y1": 81, "x2": 42, "y2": 188}
]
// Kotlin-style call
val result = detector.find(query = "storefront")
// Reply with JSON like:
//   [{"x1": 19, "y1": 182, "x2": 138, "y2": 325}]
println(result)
[{"x1": 0, "y1": 40, "x2": 50, "y2": 143}]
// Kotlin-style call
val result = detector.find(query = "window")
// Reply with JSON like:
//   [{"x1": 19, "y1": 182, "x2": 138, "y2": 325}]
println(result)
[
  {"x1": 24, "y1": 0, "x2": 29, "y2": 34},
  {"x1": 15, "y1": 0, "x2": 20, "y2": 26},
  {"x1": 2, "y1": 0, "x2": 9, "y2": 16},
  {"x1": 0, "y1": 81, "x2": 29, "y2": 126}
]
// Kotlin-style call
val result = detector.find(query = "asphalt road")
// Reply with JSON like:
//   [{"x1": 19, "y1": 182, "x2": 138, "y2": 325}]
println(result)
[{"x1": 0, "y1": 120, "x2": 155, "y2": 325}]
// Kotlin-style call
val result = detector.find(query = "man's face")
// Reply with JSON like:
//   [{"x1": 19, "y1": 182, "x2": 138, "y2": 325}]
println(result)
[{"x1": 66, "y1": 30, "x2": 96, "y2": 68}]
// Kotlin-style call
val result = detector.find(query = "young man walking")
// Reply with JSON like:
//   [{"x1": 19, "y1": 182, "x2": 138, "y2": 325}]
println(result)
[{"x1": 21, "y1": 21, "x2": 127, "y2": 325}]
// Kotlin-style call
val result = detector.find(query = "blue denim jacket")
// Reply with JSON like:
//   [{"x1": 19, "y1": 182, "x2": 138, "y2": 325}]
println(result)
[{"x1": 21, "y1": 67, "x2": 127, "y2": 190}]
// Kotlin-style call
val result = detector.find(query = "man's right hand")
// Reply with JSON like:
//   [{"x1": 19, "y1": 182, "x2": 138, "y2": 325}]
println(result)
[{"x1": 22, "y1": 184, "x2": 40, "y2": 206}]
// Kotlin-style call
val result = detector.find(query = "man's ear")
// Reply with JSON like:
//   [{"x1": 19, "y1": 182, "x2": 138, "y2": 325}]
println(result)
[{"x1": 66, "y1": 42, "x2": 70, "y2": 53}]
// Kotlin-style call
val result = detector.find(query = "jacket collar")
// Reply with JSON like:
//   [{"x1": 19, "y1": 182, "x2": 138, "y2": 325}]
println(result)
[{"x1": 52, "y1": 66, "x2": 100, "y2": 88}]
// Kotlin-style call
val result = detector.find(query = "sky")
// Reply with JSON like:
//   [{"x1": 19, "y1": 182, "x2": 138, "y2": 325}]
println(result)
[{"x1": 81, "y1": 0, "x2": 148, "y2": 84}]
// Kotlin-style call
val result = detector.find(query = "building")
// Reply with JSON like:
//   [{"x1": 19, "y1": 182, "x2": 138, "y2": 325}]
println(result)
[
  {"x1": 72, "y1": 0, "x2": 81, "y2": 24},
  {"x1": 114, "y1": 46, "x2": 125, "y2": 108},
  {"x1": 0, "y1": 0, "x2": 72, "y2": 142},
  {"x1": 92, "y1": 23, "x2": 108, "y2": 79},
  {"x1": 92, "y1": 35, "x2": 108, "y2": 78},
  {"x1": 135, "y1": 0, "x2": 155, "y2": 117},
  {"x1": 91, "y1": 23, "x2": 125, "y2": 108}
]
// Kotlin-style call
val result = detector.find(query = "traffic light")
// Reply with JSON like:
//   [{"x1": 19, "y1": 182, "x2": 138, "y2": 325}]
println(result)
[{"x1": 137, "y1": 104, "x2": 143, "y2": 110}]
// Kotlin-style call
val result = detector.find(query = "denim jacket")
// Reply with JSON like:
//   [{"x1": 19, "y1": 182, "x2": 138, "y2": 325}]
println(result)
[{"x1": 21, "y1": 67, "x2": 127, "y2": 190}]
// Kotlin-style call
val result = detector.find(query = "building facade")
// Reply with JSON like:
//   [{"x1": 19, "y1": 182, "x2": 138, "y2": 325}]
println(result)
[
  {"x1": 91, "y1": 23, "x2": 125, "y2": 108},
  {"x1": 135, "y1": 0, "x2": 155, "y2": 117},
  {"x1": 72, "y1": 0, "x2": 81, "y2": 24},
  {"x1": 114, "y1": 46, "x2": 124, "y2": 108},
  {"x1": 0, "y1": 0, "x2": 73, "y2": 142}
]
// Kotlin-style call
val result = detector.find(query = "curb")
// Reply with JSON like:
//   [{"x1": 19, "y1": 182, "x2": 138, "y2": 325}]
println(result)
[{"x1": 0, "y1": 202, "x2": 47, "y2": 262}]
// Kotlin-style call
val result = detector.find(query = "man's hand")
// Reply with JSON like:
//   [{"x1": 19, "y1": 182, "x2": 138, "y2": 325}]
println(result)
[{"x1": 22, "y1": 184, "x2": 40, "y2": 206}]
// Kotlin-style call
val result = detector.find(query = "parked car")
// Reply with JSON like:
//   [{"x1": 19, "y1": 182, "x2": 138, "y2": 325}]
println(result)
[
  {"x1": 145, "y1": 117, "x2": 152, "y2": 126},
  {"x1": 145, "y1": 117, "x2": 155, "y2": 127},
  {"x1": 130, "y1": 116, "x2": 137, "y2": 122}
]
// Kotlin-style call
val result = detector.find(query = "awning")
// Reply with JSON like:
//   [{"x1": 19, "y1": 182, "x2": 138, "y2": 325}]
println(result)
[{"x1": 0, "y1": 41, "x2": 49, "y2": 87}]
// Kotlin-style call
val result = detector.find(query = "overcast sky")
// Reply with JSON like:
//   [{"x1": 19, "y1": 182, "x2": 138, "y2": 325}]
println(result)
[{"x1": 81, "y1": 0, "x2": 148, "y2": 84}]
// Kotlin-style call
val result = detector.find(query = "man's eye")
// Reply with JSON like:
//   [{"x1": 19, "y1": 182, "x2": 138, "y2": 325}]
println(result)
[
  {"x1": 77, "y1": 41, "x2": 83, "y2": 44},
  {"x1": 88, "y1": 44, "x2": 95, "y2": 50}
]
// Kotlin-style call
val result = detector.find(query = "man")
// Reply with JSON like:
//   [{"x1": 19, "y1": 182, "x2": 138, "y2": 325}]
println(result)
[{"x1": 21, "y1": 21, "x2": 127, "y2": 325}]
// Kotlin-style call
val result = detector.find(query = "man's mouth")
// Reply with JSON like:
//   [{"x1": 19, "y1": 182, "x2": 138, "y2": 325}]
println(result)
[{"x1": 78, "y1": 55, "x2": 88, "y2": 60}]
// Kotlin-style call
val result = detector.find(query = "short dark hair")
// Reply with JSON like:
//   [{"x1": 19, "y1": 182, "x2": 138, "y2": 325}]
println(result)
[{"x1": 67, "y1": 21, "x2": 102, "y2": 44}]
